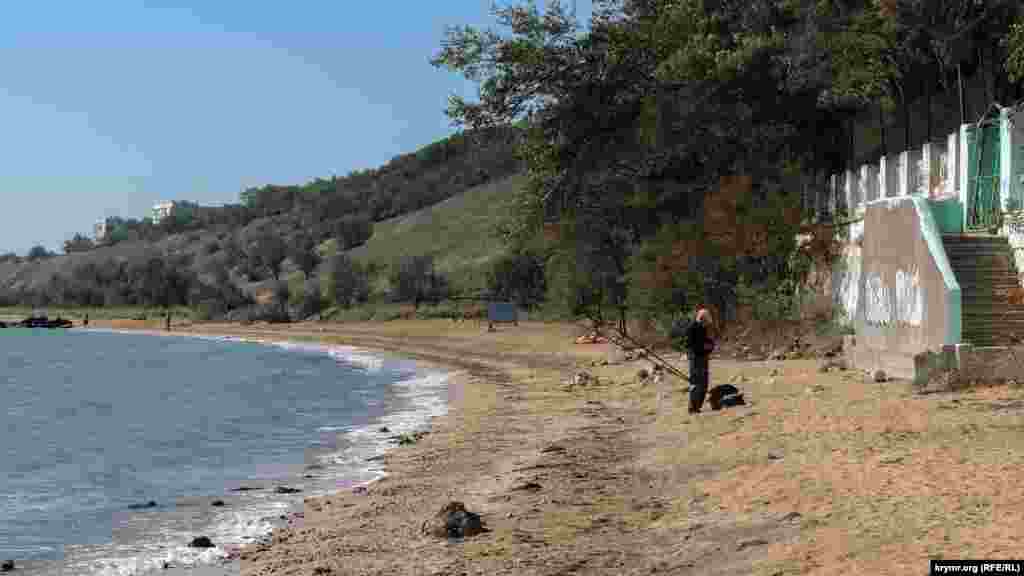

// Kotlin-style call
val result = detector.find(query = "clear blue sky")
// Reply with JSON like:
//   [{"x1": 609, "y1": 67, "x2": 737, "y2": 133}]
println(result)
[{"x1": 0, "y1": 1, "x2": 591, "y2": 255}]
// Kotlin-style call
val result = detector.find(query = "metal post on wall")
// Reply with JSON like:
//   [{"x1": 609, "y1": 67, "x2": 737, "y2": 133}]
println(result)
[
  {"x1": 925, "y1": 65, "x2": 932, "y2": 144},
  {"x1": 959, "y1": 63, "x2": 966, "y2": 127}
]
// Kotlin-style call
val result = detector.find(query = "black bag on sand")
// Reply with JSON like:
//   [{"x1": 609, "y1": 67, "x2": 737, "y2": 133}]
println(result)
[{"x1": 708, "y1": 384, "x2": 745, "y2": 411}]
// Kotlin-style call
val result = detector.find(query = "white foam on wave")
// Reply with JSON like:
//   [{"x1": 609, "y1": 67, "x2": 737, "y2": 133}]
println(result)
[
  {"x1": 312, "y1": 368, "x2": 456, "y2": 490},
  {"x1": 59, "y1": 328, "x2": 455, "y2": 576},
  {"x1": 221, "y1": 337, "x2": 386, "y2": 373},
  {"x1": 316, "y1": 425, "x2": 350, "y2": 433},
  {"x1": 81, "y1": 328, "x2": 388, "y2": 374},
  {"x1": 62, "y1": 496, "x2": 290, "y2": 576}
]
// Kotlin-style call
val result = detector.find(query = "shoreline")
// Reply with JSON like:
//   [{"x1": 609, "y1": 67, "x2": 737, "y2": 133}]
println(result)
[
  {"x1": 6, "y1": 324, "x2": 465, "y2": 576},
  {"x1": 41, "y1": 318, "x2": 1018, "y2": 574}
]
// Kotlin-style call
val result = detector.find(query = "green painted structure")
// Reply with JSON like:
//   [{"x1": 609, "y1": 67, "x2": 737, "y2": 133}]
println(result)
[
  {"x1": 964, "y1": 119, "x2": 1002, "y2": 232},
  {"x1": 928, "y1": 198, "x2": 963, "y2": 235}
]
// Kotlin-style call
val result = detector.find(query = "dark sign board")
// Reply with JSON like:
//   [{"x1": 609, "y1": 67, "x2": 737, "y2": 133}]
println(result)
[{"x1": 487, "y1": 302, "x2": 518, "y2": 324}]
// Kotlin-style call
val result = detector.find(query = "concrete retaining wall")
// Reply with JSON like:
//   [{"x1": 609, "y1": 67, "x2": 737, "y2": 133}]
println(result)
[
  {"x1": 914, "y1": 344, "x2": 1024, "y2": 391},
  {"x1": 844, "y1": 196, "x2": 961, "y2": 379}
]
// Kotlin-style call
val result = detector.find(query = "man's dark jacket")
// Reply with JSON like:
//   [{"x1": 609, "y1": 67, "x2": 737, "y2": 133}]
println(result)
[{"x1": 685, "y1": 320, "x2": 713, "y2": 356}]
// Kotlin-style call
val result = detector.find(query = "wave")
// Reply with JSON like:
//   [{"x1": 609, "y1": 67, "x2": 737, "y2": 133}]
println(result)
[
  {"x1": 313, "y1": 369, "x2": 454, "y2": 485},
  {"x1": 40, "y1": 328, "x2": 454, "y2": 576}
]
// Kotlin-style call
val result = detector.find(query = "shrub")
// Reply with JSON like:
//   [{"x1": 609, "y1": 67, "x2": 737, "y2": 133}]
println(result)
[
  {"x1": 325, "y1": 254, "x2": 370, "y2": 309},
  {"x1": 295, "y1": 279, "x2": 325, "y2": 320}
]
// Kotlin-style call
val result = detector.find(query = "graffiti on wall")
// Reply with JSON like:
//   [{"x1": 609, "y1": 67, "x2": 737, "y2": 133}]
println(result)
[
  {"x1": 894, "y1": 266, "x2": 923, "y2": 327},
  {"x1": 863, "y1": 266, "x2": 924, "y2": 327},
  {"x1": 864, "y1": 272, "x2": 892, "y2": 326},
  {"x1": 835, "y1": 247, "x2": 861, "y2": 325}
]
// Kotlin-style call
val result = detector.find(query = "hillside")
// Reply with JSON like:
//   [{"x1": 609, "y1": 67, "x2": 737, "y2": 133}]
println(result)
[
  {"x1": 347, "y1": 173, "x2": 526, "y2": 294},
  {"x1": 0, "y1": 128, "x2": 525, "y2": 312}
]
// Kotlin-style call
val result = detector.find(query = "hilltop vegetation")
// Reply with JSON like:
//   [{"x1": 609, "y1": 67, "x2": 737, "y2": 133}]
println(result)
[{"x1": 0, "y1": 127, "x2": 525, "y2": 317}]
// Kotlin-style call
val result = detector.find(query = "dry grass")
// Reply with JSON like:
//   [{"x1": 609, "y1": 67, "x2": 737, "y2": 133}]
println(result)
[{"x1": 94, "y1": 318, "x2": 1024, "y2": 574}]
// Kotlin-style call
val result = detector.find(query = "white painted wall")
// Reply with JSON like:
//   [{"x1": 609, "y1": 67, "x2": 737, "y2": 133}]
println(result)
[
  {"x1": 861, "y1": 164, "x2": 878, "y2": 203},
  {"x1": 894, "y1": 266, "x2": 923, "y2": 327},
  {"x1": 910, "y1": 148, "x2": 925, "y2": 196},
  {"x1": 959, "y1": 124, "x2": 970, "y2": 227},
  {"x1": 835, "y1": 244, "x2": 861, "y2": 326},
  {"x1": 898, "y1": 151, "x2": 911, "y2": 197},
  {"x1": 946, "y1": 131, "x2": 959, "y2": 198}
]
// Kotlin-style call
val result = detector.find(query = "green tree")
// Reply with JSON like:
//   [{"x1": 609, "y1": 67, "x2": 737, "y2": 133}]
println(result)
[
  {"x1": 325, "y1": 254, "x2": 370, "y2": 309},
  {"x1": 432, "y1": 0, "x2": 879, "y2": 334},
  {"x1": 390, "y1": 255, "x2": 448, "y2": 307},
  {"x1": 289, "y1": 233, "x2": 321, "y2": 278},
  {"x1": 272, "y1": 278, "x2": 291, "y2": 318},
  {"x1": 246, "y1": 230, "x2": 288, "y2": 281},
  {"x1": 63, "y1": 234, "x2": 96, "y2": 254},
  {"x1": 26, "y1": 245, "x2": 54, "y2": 261},
  {"x1": 486, "y1": 249, "x2": 547, "y2": 308},
  {"x1": 295, "y1": 278, "x2": 324, "y2": 319}
]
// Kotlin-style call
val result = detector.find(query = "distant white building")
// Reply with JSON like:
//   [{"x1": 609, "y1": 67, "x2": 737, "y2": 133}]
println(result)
[
  {"x1": 151, "y1": 201, "x2": 177, "y2": 224},
  {"x1": 93, "y1": 220, "x2": 109, "y2": 241}
]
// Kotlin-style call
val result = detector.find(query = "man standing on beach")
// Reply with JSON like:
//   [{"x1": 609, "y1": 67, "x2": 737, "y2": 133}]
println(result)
[{"x1": 686, "y1": 308, "x2": 715, "y2": 414}]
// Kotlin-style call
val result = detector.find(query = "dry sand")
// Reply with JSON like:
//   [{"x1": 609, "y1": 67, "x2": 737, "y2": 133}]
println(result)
[{"x1": 90, "y1": 318, "x2": 1024, "y2": 574}]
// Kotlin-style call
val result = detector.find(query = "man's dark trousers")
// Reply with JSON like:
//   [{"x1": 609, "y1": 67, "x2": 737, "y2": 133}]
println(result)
[{"x1": 689, "y1": 353, "x2": 709, "y2": 412}]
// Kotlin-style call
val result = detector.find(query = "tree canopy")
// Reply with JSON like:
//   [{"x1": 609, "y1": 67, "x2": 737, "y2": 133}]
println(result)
[{"x1": 434, "y1": 0, "x2": 1024, "y2": 330}]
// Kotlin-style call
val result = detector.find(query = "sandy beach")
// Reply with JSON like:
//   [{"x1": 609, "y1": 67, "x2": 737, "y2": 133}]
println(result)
[{"x1": 83, "y1": 318, "x2": 1024, "y2": 575}]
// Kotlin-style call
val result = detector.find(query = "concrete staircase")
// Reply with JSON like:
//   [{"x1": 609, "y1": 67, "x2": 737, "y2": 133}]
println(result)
[{"x1": 943, "y1": 234, "x2": 1024, "y2": 347}]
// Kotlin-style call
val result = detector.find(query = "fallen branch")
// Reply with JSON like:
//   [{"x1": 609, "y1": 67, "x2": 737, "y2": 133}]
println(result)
[
  {"x1": 799, "y1": 216, "x2": 864, "y2": 232},
  {"x1": 588, "y1": 321, "x2": 690, "y2": 384}
]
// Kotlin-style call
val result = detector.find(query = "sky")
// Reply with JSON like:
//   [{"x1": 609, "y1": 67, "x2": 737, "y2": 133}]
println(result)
[{"x1": 0, "y1": 1, "x2": 592, "y2": 255}]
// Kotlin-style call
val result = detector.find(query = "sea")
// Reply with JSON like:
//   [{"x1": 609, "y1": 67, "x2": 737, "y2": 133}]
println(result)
[{"x1": 0, "y1": 328, "x2": 451, "y2": 575}]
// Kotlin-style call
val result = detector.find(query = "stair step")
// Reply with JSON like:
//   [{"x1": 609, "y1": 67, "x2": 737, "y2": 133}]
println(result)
[
  {"x1": 945, "y1": 246, "x2": 1012, "y2": 250},
  {"x1": 948, "y1": 259, "x2": 1015, "y2": 263},
  {"x1": 945, "y1": 242, "x2": 1012, "y2": 246},
  {"x1": 962, "y1": 322, "x2": 1024, "y2": 326},
  {"x1": 943, "y1": 234, "x2": 1007, "y2": 241},
  {"x1": 962, "y1": 295, "x2": 1024, "y2": 300},
  {"x1": 946, "y1": 245, "x2": 1012, "y2": 249},
  {"x1": 944, "y1": 245, "x2": 1011, "y2": 251}
]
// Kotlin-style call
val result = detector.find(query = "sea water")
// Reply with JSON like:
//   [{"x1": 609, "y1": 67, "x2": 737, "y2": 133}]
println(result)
[{"x1": 0, "y1": 329, "x2": 449, "y2": 575}]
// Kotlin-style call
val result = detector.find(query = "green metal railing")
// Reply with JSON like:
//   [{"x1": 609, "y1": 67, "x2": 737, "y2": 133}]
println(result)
[{"x1": 966, "y1": 121, "x2": 1002, "y2": 232}]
